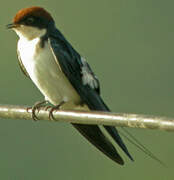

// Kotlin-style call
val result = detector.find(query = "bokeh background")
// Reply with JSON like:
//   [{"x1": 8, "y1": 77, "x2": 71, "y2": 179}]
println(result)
[{"x1": 0, "y1": 0, "x2": 174, "y2": 179}]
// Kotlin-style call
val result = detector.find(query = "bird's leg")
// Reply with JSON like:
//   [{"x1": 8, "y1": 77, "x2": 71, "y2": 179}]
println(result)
[
  {"x1": 27, "y1": 100, "x2": 49, "y2": 120},
  {"x1": 44, "y1": 105, "x2": 53, "y2": 111},
  {"x1": 49, "y1": 101, "x2": 65, "y2": 120}
]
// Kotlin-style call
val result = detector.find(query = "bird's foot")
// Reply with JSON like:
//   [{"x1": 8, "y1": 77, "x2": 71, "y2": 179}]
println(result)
[
  {"x1": 27, "y1": 100, "x2": 49, "y2": 120},
  {"x1": 48, "y1": 101, "x2": 65, "y2": 120}
]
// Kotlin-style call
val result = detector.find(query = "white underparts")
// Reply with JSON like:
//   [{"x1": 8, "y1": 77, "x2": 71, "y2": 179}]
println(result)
[{"x1": 16, "y1": 28, "x2": 81, "y2": 108}]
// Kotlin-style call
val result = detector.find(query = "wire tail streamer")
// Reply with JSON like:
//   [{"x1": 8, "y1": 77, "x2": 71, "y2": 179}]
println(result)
[{"x1": 119, "y1": 127, "x2": 166, "y2": 167}]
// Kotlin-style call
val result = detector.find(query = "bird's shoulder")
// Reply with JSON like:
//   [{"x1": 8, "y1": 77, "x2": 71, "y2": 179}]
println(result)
[{"x1": 47, "y1": 30, "x2": 100, "y2": 94}]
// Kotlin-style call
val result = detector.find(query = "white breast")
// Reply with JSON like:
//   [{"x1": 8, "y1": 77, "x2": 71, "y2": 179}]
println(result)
[{"x1": 17, "y1": 37, "x2": 81, "y2": 107}]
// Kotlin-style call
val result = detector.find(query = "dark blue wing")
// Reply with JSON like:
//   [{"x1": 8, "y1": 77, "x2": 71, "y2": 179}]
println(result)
[{"x1": 47, "y1": 26, "x2": 133, "y2": 164}]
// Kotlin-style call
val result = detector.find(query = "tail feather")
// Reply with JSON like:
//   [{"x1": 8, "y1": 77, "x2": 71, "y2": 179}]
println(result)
[
  {"x1": 72, "y1": 124, "x2": 124, "y2": 165},
  {"x1": 71, "y1": 86, "x2": 133, "y2": 164},
  {"x1": 84, "y1": 94, "x2": 133, "y2": 163},
  {"x1": 104, "y1": 126, "x2": 134, "y2": 161}
]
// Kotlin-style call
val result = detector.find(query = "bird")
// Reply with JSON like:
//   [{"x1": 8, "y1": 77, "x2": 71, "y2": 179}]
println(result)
[{"x1": 7, "y1": 6, "x2": 133, "y2": 165}]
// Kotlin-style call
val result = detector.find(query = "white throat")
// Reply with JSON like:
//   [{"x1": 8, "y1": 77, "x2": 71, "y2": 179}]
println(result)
[{"x1": 14, "y1": 25, "x2": 46, "y2": 40}]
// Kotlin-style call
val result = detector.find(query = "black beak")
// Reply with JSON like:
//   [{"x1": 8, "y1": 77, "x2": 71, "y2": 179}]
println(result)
[{"x1": 6, "y1": 23, "x2": 17, "y2": 29}]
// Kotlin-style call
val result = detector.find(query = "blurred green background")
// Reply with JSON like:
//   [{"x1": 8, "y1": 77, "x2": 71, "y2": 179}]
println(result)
[{"x1": 0, "y1": 0, "x2": 174, "y2": 179}]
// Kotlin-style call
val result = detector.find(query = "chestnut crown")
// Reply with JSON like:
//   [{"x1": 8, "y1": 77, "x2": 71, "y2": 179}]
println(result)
[{"x1": 13, "y1": 6, "x2": 54, "y2": 28}]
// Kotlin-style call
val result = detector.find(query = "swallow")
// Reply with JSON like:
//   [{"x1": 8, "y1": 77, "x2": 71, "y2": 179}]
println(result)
[{"x1": 7, "y1": 6, "x2": 133, "y2": 165}]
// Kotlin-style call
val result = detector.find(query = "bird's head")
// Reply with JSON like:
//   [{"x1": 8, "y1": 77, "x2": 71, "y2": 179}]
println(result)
[{"x1": 7, "y1": 6, "x2": 54, "y2": 40}]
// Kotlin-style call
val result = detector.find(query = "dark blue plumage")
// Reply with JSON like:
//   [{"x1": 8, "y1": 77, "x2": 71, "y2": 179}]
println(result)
[{"x1": 47, "y1": 24, "x2": 133, "y2": 164}]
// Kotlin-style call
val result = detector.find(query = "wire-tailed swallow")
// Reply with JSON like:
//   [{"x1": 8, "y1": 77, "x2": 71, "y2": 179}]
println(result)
[{"x1": 7, "y1": 6, "x2": 133, "y2": 165}]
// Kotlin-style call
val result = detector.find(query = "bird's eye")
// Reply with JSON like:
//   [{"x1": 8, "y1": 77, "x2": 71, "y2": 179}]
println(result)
[{"x1": 26, "y1": 17, "x2": 35, "y2": 24}]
